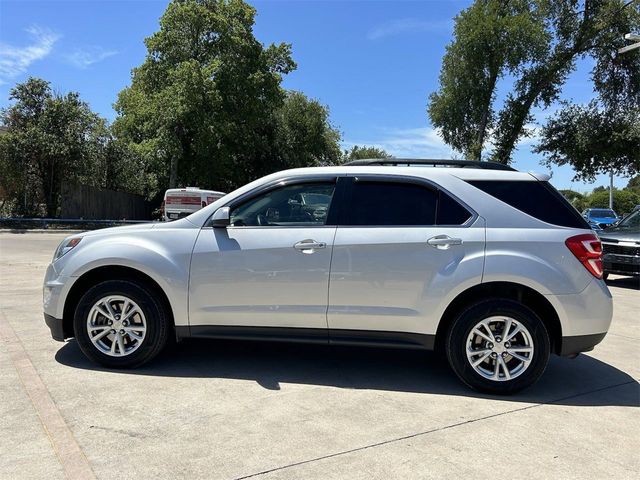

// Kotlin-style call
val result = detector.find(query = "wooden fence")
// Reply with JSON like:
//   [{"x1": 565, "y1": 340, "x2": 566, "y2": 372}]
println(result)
[{"x1": 60, "y1": 184, "x2": 152, "y2": 220}]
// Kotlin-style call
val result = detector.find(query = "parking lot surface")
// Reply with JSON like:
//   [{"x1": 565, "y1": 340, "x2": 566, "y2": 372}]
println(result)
[{"x1": 1, "y1": 231, "x2": 638, "y2": 479}]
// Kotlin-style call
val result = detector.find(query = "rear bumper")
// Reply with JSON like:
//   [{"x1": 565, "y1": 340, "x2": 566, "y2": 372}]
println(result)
[
  {"x1": 560, "y1": 332, "x2": 607, "y2": 356},
  {"x1": 44, "y1": 313, "x2": 66, "y2": 342},
  {"x1": 546, "y1": 278, "x2": 613, "y2": 338}
]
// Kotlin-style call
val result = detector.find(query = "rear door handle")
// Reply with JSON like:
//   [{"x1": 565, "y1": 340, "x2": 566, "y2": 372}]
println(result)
[
  {"x1": 294, "y1": 239, "x2": 326, "y2": 253},
  {"x1": 427, "y1": 235, "x2": 463, "y2": 249}
]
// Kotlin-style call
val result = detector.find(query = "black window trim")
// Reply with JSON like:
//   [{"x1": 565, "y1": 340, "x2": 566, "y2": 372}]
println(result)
[
  {"x1": 341, "y1": 174, "x2": 477, "y2": 228},
  {"x1": 205, "y1": 174, "x2": 344, "y2": 229}
]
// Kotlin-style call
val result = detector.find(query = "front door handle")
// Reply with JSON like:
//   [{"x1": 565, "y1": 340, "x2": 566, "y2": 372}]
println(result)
[
  {"x1": 294, "y1": 239, "x2": 326, "y2": 253},
  {"x1": 427, "y1": 235, "x2": 463, "y2": 249}
]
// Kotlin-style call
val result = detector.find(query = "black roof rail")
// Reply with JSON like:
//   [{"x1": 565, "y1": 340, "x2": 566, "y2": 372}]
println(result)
[{"x1": 343, "y1": 158, "x2": 516, "y2": 171}]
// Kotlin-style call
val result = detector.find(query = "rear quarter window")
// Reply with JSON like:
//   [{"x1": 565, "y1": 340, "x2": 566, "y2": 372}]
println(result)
[{"x1": 467, "y1": 180, "x2": 589, "y2": 229}]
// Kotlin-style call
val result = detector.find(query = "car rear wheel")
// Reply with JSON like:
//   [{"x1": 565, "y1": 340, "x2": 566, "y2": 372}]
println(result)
[
  {"x1": 74, "y1": 280, "x2": 170, "y2": 368},
  {"x1": 446, "y1": 299, "x2": 550, "y2": 395}
]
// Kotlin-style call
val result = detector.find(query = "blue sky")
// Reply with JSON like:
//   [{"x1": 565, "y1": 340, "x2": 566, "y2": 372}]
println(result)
[{"x1": 0, "y1": 0, "x2": 630, "y2": 191}]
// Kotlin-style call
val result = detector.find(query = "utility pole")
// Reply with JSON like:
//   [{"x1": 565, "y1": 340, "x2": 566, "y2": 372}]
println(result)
[{"x1": 609, "y1": 170, "x2": 614, "y2": 210}]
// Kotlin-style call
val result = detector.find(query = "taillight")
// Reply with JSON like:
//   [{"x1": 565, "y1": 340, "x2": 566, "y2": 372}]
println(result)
[{"x1": 565, "y1": 234, "x2": 603, "y2": 279}]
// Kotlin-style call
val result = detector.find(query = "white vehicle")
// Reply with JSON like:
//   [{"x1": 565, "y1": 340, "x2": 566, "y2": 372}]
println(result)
[
  {"x1": 44, "y1": 159, "x2": 612, "y2": 394},
  {"x1": 164, "y1": 187, "x2": 225, "y2": 221}
]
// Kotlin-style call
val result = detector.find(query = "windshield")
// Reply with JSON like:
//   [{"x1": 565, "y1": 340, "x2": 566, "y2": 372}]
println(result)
[
  {"x1": 589, "y1": 209, "x2": 617, "y2": 218},
  {"x1": 618, "y1": 210, "x2": 640, "y2": 229}
]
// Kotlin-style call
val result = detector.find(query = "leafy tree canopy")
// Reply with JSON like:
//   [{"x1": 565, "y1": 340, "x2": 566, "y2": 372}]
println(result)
[
  {"x1": 270, "y1": 91, "x2": 342, "y2": 170},
  {"x1": 588, "y1": 188, "x2": 640, "y2": 214},
  {"x1": 114, "y1": 0, "x2": 317, "y2": 193},
  {"x1": 428, "y1": 0, "x2": 640, "y2": 164},
  {"x1": 535, "y1": 102, "x2": 640, "y2": 181},
  {"x1": 343, "y1": 145, "x2": 392, "y2": 162},
  {"x1": 627, "y1": 175, "x2": 640, "y2": 192},
  {"x1": 428, "y1": 0, "x2": 548, "y2": 161},
  {"x1": 0, "y1": 78, "x2": 126, "y2": 216}
]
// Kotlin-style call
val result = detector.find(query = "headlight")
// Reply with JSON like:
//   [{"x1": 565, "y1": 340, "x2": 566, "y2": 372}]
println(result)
[{"x1": 53, "y1": 237, "x2": 82, "y2": 261}]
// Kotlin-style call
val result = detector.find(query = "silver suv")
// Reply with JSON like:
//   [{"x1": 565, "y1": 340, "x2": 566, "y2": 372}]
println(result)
[{"x1": 43, "y1": 159, "x2": 612, "y2": 394}]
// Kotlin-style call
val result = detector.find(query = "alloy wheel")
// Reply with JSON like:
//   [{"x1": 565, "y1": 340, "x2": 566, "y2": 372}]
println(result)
[
  {"x1": 87, "y1": 295, "x2": 147, "y2": 357},
  {"x1": 465, "y1": 316, "x2": 534, "y2": 381}
]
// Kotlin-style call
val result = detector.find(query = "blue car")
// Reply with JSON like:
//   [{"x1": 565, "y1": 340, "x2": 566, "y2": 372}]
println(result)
[{"x1": 582, "y1": 208, "x2": 619, "y2": 229}]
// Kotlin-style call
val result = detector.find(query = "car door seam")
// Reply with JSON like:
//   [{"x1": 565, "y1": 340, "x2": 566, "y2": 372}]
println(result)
[{"x1": 325, "y1": 226, "x2": 339, "y2": 331}]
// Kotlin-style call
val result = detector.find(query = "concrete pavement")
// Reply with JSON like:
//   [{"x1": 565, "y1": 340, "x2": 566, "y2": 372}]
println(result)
[{"x1": 1, "y1": 232, "x2": 638, "y2": 479}]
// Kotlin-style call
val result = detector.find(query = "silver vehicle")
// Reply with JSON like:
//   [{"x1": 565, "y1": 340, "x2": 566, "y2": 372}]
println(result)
[{"x1": 44, "y1": 159, "x2": 612, "y2": 394}]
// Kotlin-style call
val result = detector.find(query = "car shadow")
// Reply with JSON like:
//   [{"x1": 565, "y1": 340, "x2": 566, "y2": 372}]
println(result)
[
  {"x1": 55, "y1": 338, "x2": 638, "y2": 408},
  {"x1": 606, "y1": 275, "x2": 640, "y2": 290}
]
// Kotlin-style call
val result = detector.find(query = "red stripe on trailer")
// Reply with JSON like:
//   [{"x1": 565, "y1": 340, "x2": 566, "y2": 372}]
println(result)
[{"x1": 166, "y1": 196, "x2": 201, "y2": 205}]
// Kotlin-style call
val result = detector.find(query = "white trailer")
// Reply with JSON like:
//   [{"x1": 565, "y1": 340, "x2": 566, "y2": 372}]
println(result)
[{"x1": 163, "y1": 187, "x2": 226, "y2": 221}]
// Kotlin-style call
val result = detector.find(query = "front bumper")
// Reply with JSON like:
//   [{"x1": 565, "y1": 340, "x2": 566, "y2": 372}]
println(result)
[
  {"x1": 44, "y1": 313, "x2": 66, "y2": 341},
  {"x1": 603, "y1": 254, "x2": 640, "y2": 276}
]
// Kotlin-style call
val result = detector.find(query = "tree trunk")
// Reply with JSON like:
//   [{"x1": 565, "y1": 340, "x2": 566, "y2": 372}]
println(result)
[
  {"x1": 491, "y1": 91, "x2": 539, "y2": 164},
  {"x1": 491, "y1": 2, "x2": 594, "y2": 163},
  {"x1": 169, "y1": 154, "x2": 178, "y2": 188},
  {"x1": 41, "y1": 163, "x2": 57, "y2": 218},
  {"x1": 473, "y1": 68, "x2": 499, "y2": 161},
  {"x1": 472, "y1": 109, "x2": 490, "y2": 161}
]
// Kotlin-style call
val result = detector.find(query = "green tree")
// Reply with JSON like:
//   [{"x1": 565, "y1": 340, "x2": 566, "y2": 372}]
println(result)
[
  {"x1": 270, "y1": 91, "x2": 342, "y2": 170},
  {"x1": 0, "y1": 78, "x2": 108, "y2": 216},
  {"x1": 114, "y1": 0, "x2": 296, "y2": 192},
  {"x1": 559, "y1": 189, "x2": 587, "y2": 211},
  {"x1": 428, "y1": 0, "x2": 547, "y2": 160},
  {"x1": 92, "y1": 125, "x2": 151, "y2": 196},
  {"x1": 586, "y1": 188, "x2": 640, "y2": 215},
  {"x1": 535, "y1": 102, "x2": 640, "y2": 181},
  {"x1": 429, "y1": 0, "x2": 640, "y2": 164},
  {"x1": 343, "y1": 145, "x2": 391, "y2": 162},
  {"x1": 626, "y1": 175, "x2": 640, "y2": 194}
]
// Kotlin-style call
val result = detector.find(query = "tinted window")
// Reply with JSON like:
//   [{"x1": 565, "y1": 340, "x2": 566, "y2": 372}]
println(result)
[
  {"x1": 618, "y1": 210, "x2": 640, "y2": 229},
  {"x1": 468, "y1": 180, "x2": 589, "y2": 229},
  {"x1": 438, "y1": 191, "x2": 472, "y2": 225},
  {"x1": 230, "y1": 182, "x2": 335, "y2": 226},
  {"x1": 346, "y1": 181, "x2": 437, "y2": 226},
  {"x1": 590, "y1": 209, "x2": 617, "y2": 218}
]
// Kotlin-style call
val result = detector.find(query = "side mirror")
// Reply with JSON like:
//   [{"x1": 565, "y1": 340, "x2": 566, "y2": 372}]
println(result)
[{"x1": 211, "y1": 207, "x2": 230, "y2": 227}]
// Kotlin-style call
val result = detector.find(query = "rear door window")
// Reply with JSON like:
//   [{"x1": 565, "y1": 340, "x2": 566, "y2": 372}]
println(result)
[
  {"x1": 343, "y1": 180, "x2": 471, "y2": 226},
  {"x1": 467, "y1": 180, "x2": 589, "y2": 229},
  {"x1": 346, "y1": 181, "x2": 437, "y2": 226}
]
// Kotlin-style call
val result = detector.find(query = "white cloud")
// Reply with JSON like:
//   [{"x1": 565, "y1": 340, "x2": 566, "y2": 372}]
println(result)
[
  {"x1": 65, "y1": 47, "x2": 117, "y2": 69},
  {"x1": 343, "y1": 126, "x2": 456, "y2": 158},
  {"x1": 0, "y1": 26, "x2": 60, "y2": 84},
  {"x1": 344, "y1": 123, "x2": 545, "y2": 161},
  {"x1": 367, "y1": 18, "x2": 452, "y2": 41}
]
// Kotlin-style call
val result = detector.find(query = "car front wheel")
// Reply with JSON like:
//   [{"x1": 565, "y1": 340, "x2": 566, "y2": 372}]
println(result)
[
  {"x1": 446, "y1": 299, "x2": 550, "y2": 395},
  {"x1": 73, "y1": 280, "x2": 170, "y2": 368}
]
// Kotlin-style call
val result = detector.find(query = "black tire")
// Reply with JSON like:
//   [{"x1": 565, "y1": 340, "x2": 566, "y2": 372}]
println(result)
[
  {"x1": 602, "y1": 272, "x2": 609, "y2": 281},
  {"x1": 445, "y1": 299, "x2": 550, "y2": 395},
  {"x1": 74, "y1": 280, "x2": 171, "y2": 368}
]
